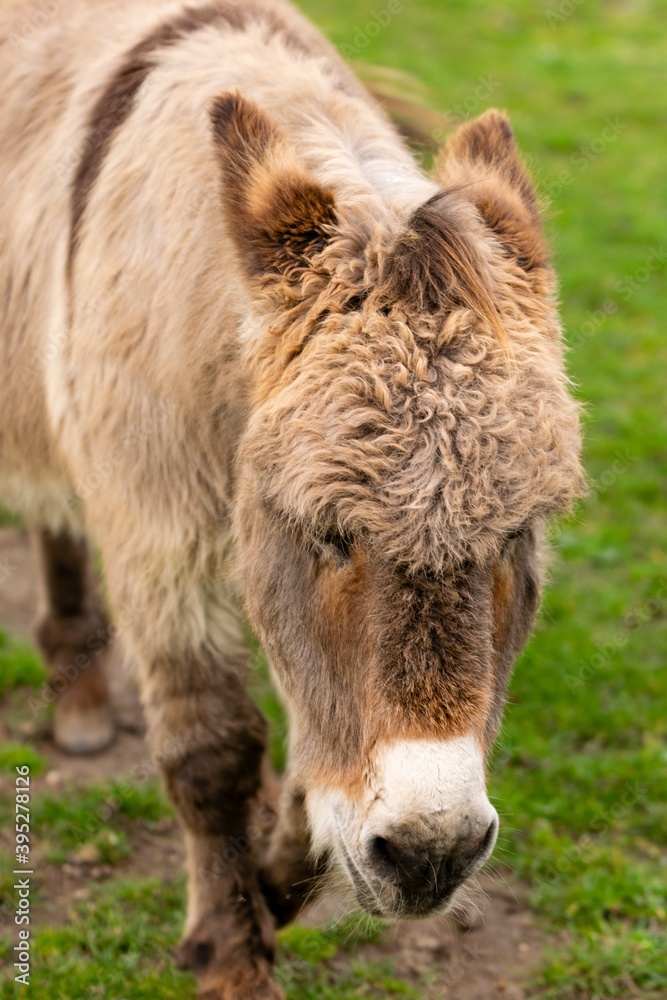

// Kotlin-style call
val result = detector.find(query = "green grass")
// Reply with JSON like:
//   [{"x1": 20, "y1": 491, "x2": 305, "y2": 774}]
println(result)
[
  {"x1": 0, "y1": 879, "x2": 194, "y2": 1000},
  {"x1": 0, "y1": 877, "x2": 408, "y2": 1000},
  {"x1": 1, "y1": 1, "x2": 666, "y2": 997},
  {"x1": 26, "y1": 779, "x2": 171, "y2": 865},
  {"x1": 0, "y1": 630, "x2": 46, "y2": 697},
  {"x1": 0, "y1": 506, "x2": 21, "y2": 528},
  {"x1": 0, "y1": 743, "x2": 46, "y2": 776},
  {"x1": 277, "y1": 916, "x2": 421, "y2": 999}
]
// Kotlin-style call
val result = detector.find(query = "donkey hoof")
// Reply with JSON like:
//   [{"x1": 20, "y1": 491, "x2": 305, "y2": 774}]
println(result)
[
  {"x1": 53, "y1": 702, "x2": 115, "y2": 754},
  {"x1": 177, "y1": 932, "x2": 284, "y2": 1000},
  {"x1": 176, "y1": 936, "x2": 214, "y2": 972}
]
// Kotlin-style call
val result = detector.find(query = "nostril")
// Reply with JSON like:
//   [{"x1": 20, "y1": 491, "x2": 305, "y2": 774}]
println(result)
[
  {"x1": 366, "y1": 835, "x2": 428, "y2": 884},
  {"x1": 367, "y1": 835, "x2": 401, "y2": 880},
  {"x1": 479, "y1": 815, "x2": 498, "y2": 857},
  {"x1": 368, "y1": 836, "x2": 392, "y2": 867},
  {"x1": 456, "y1": 814, "x2": 499, "y2": 879},
  {"x1": 364, "y1": 814, "x2": 499, "y2": 906},
  {"x1": 434, "y1": 814, "x2": 499, "y2": 887}
]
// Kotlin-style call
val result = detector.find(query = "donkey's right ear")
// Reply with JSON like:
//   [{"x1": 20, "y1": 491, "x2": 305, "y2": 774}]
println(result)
[
  {"x1": 435, "y1": 110, "x2": 550, "y2": 281},
  {"x1": 210, "y1": 92, "x2": 337, "y2": 286}
]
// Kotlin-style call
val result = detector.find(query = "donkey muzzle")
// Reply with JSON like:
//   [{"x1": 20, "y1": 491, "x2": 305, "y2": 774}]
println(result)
[
  {"x1": 307, "y1": 735, "x2": 498, "y2": 918},
  {"x1": 360, "y1": 811, "x2": 499, "y2": 915}
]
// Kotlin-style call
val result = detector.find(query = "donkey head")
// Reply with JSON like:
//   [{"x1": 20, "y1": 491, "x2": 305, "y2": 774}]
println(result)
[{"x1": 212, "y1": 95, "x2": 584, "y2": 917}]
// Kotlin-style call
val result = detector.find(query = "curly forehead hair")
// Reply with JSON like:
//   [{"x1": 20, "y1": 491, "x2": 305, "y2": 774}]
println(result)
[
  {"x1": 237, "y1": 216, "x2": 581, "y2": 571},
  {"x1": 210, "y1": 96, "x2": 584, "y2": 569}
]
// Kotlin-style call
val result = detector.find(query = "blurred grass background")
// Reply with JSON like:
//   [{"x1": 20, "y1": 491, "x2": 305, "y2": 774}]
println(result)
[{"x1": 1, "y1": 0, "x2": 666, "y2": 997}]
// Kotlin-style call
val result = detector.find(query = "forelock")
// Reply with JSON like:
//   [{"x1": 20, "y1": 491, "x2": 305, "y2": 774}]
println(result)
[{"x1": 240, "y1": 291, "x2": 585, "y2": 569}]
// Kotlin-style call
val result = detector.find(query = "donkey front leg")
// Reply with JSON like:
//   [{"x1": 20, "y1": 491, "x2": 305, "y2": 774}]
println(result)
[
  {"x1": 33, "y1": 528, "x2": 114, "y2": 754},
  {"x1": 260, "y1": 786, "x2": 326, "y2": 927},
  {"x1": 142, "y1": 650, "x2": 283, "y2": 1000}
]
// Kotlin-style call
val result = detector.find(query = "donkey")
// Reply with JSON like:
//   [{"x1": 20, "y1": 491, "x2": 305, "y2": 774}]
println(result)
[{"x1": 0, "y1": 0, "x2": 584, "y2": 995}]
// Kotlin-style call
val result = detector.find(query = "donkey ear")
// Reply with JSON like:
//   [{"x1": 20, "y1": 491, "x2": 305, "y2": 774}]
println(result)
[
  {"x1": 210, "y1": 93, "x2": 337, "y2": 285},
  {"x1": 435, "y1": 109, "x2": 549, "y2": 278}
]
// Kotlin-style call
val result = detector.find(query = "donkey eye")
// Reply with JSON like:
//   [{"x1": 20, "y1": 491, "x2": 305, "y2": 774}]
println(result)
[
  {"x1": 319, "y1": 529, "x2": 353, "y2": 563},
  {"x1": 501, "y1": 525, "x2": 527, "y2": 557},
  {"x1": 343, "y1": 293, "x2": 366, "y2": 313}
]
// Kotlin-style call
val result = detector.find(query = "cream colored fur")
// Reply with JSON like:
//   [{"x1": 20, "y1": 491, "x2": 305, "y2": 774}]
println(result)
[{"x1": 0, "y1": 2, "x2": 584, "y2": 994}]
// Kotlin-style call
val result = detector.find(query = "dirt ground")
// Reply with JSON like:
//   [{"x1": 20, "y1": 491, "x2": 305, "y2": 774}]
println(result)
[{"x1": 0, "y1": 526, "x2": 549, "y2": 999}]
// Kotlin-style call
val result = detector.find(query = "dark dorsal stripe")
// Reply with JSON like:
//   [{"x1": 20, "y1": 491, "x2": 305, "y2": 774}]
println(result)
[{"x1": 68, "y1": 3, "x2": 243, "y2": 276}]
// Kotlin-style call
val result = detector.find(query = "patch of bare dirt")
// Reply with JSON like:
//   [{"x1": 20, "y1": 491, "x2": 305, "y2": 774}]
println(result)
[
  {"x1": 303, "y1": 873, "x2": 545, "y2": 999},
  {"x1": 390, "y1": 878, "x2": 546, "y2": 999},
  {"x1": 0, "y1": 527, "x2": 548, "y2": 998}
]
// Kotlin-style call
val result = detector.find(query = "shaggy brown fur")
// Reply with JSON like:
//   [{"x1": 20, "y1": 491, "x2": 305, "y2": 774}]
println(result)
[{"x1": 0, "y1": 1, "x2": 584, "y2": 995}]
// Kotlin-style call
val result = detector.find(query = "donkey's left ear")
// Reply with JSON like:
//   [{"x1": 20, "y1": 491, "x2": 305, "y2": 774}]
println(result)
[
  {"x1": 210, "y1": 92, "x2": 337, "y2": 287},
  {"x1": 435, "y1": 109, "x2": 550, "y2": 279}
]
